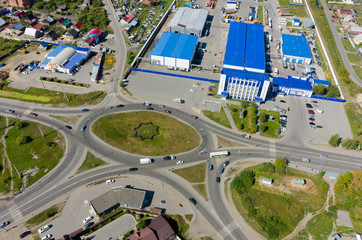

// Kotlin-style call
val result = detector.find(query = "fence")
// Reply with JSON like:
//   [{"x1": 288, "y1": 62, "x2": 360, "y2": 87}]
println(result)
[
  {"x1": 310, "y1": 95, "x2": 346, "y2": 102},
  {"x1": 0, "y1": 40, "x2": 29, "y2": 62},
  {"x1": 29, "y1": 40, "x2": 59, "y2": 46},
  {"x1": 130, "y1": 68, "x2": 219, "y2": 83}
]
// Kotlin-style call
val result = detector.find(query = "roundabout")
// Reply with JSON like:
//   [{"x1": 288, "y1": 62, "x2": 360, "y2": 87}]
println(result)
[{"x1": 91, "y1": 111, "x2": 200, "y2": 156}]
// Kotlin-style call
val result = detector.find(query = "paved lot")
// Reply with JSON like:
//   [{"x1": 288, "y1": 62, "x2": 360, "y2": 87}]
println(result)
[
  {"x1": 261, "y1": 95, "x2": 352, "y2": 145},
  {"x1": 43, "y1": 173, "x2": 194, "y2": 240},
  {"x1": 336, "y1": 210, "x2": 353, "y2": 228}
]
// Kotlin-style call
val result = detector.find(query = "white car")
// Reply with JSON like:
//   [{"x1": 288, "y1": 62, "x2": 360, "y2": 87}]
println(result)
[
  {"x1": 280, "y1": 117, "x2": 287, "y2": 121},
  {"x1": 190, "y1": 89, "x2": 196, "y2": 92},
  {"x1": 106, "y1": 179, "x2": 115, "y2": 184},
  {"x1": 105, "y1": 106, "x2": 113, "y2": 109},
  {"x1": 38, "y1": 225, "x2": 50, "y2": 234},
  {"x1": 193, "y1": 84, "x2": 199, "y2": 88},
  {"x1": 176, "y1": 160, "x2": 184, "y2": 165},
  {"x1": 316, "y1": 109, "x2": 324, "y2": 113},
  {"x1": 22, "y1": 71, "x2": 28, "y2": 75},
  {"x1": 83, "y1": 216, "x2": 93, "y2": 224},
  {"x1": 41, "y1": 234, "x2": 52, "y2": 240},
  {"x1": 281, "y1": 127, "x2": 287, "y2": 132}
]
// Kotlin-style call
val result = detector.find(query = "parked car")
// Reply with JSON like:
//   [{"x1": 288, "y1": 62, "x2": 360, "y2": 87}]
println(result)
[
  {"x1": 216, "y1": 177, "x2": 221, "y2": 183},
  {"x1": 223, "y1": 161, "x2": 230, "y2": 167},
  {"x1": 208, "y1": 164, "x2": 214, "y2": 170},
  {"x1": 306, "y1": 103, "x2": 313, "y2": 108},
  {"x1": 165, "y1": 110, "x2": 172, "y2": 113},
  {"x1": 41, "y1": 234, "x2": 52, "y2": 240},
  {"x1": 219, "y1": 167, "x2": 225, "y2": 174},
  {"x1": 19, "y1": 231, "x2": 31, "y2": 238},
  {"x1": 84, "y1": 222, "x2": 94, "y2": 229},
  {"x1": 106, "y1": 179, "x2": 115, "y2": 184},
  {"x1": 117, "y1": 104, "x2": 124, "y2": 107},
  {"x1": 316, "y1": 125, "x2": 323, "y2": 128},
  {"x1": 83, "y1": 216, "x2": 93, "y2": 224},
  {"x1": 0, "y1": 221, "x2": 10, "y2": 228},
  {"x1": 38, "y1": 225, "x2": 51, "y2": 234},
  {"x1": 308, "y1": 110, "x2": 315, "y2": 114},
  {"x1": 105, "y1": 106, "x2": 113, "y2": 109},
  {"x1": 190, "y1": 89, "x2": 196, "y2": 92},
  {"x1": 316, "y1": 109, "x2": 324, "y2": 113},
  {"x1": 280, "y1": 100, "x2": 286, "y2": 103}
]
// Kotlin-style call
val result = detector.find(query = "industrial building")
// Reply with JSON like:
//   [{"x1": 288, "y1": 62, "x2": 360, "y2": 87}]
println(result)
[
  {"x1": 272, "y1": 76, "x2": 313, "y2": 97},
  {"x1": 40, "y1": 44, "x2": 90, "y2": 74},
  {"x1": 150, "y1": 32, "x2": 198, "y2": 71},
  {"x1": 217, "y1": 22, "x2": 269, "y2": 102},
  {"x1": 281, "y1": 34, "x2": 312, "y2": 65},
  {"x1": 169, "y1": 7, "x2": 208, "y2": 37}
]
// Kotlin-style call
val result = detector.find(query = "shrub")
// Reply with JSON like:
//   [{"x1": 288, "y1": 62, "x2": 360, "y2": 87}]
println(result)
[
  {"x1": 328, "y1": 134, "x2": 340, "y2": 147},
  {"x1": 260, "y1": 124, "x2": 268, "y2": 133},
  {"x1": 259, "y1": 112, "x2": 267, "y2": 123},
  {"x1": 274, "y1": 158, "x2": 287, "y2": 172},
  {"x1": 321, "y1": 182, "x2": 329, "y2": 190},
  {"x1": 16, "y1": 135, "x2": 25, "y2": 145},
  {"x1": 136, "y1": 219, "x2": 149, "y2": 229},
  {"x1": 14, "y1": 120, "x2": 24, "y2": 129}
]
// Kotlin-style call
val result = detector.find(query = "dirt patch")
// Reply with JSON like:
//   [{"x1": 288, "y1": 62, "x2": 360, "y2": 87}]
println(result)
[
  {"x1": 281, "y1": 176, "x2": 317, "y2": 194},
  {"x1": 217, "y1": 135, "x2": 246, "y2": 148},
  {"x1": 50, "y1": 115, "x2": 82, "y2": 127},
  {"x1": 256, "y1": 177, "x2": 291, "y2": 194}
]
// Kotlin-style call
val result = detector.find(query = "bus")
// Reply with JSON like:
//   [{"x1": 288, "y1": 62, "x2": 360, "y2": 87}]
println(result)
[{"x1": 209, "y1": 151, "x2": 229, "y2": 158}]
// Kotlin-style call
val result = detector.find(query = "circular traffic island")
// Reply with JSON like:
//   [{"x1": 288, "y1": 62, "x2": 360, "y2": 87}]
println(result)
[{"x1": 92, "y1": 111, "x2": 200, "y2": 156}]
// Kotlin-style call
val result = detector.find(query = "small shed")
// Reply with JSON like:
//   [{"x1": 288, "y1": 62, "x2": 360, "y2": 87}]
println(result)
[
  {"x1": 262, "y1": 177, "x2": 273, "y2": 185},
  {"x1": 0, "y1": 17, "x2": 6, "y2": 28},
  {"x1": 45, "y1": 30, "x2": 58, "y2": 41},
  {"x1": 293, "y1": 19, "x2": 301, "y2": 26},
  {"x1": 292, "y1": 178, "x2": 306, "y2": 186}
]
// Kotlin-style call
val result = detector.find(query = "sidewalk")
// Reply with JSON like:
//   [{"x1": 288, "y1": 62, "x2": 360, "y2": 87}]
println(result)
[{"x1": 222, "y1": 102, "x2": 238, "y2": 131}]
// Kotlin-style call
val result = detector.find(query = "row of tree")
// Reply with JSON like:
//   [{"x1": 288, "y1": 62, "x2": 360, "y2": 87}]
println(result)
[{"x1": 329, "y1": 134, "x2": 361, "y2": 150}]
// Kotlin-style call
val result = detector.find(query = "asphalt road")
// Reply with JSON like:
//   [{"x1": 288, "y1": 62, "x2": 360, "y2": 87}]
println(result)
[{"x1": 319, "y1": 0, "x2": 362, "y2": 87}]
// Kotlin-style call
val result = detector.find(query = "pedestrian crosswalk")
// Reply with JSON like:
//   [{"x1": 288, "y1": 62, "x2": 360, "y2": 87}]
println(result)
[{"x1": 216, "y1": 221, "x2": 239, "y2": 239}]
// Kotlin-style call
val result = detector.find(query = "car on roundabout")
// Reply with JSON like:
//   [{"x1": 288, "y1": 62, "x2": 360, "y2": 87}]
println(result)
[
  {"x1": 176, "y1": 160, "x2": 184, "y2": 165},
  {"x1": 105, "y1": 106, "x2": 113, "y2": 109},
  {"x1": 163, "y1": 155, "x2": 176, "y2": 160},
  {"x1": 82, "y1": 108, "x2": 89, "y2": 112}
]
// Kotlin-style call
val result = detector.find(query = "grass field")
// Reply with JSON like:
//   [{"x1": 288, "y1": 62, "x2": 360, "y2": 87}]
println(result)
[
  {"x1": 0, "y1": 86, "x2": 106, "y2": 106},
  {"x1": 347, "y1": 53, "x2": 361, "y2": 63},
  {"x1": 231, "y1": 163, "x2": 329, "y2": 239},
  {"x1": 0, "y1": 37, "x2": 26, "y2": 59},
  {"x1": 258, "y1": 5, "x2": 263, "y2": 25},
  {"x1": 103, "y1": 53, "x2": 115, "y2": 71},
  {"x1": 50, "y1": 115, "x2": 81, "y2": 126},
  {"x1": 192, "y1": 183, "x2": 207, "y2": 200},
  {"x1": 92, "y1": 111, "x2": 200, "y2": 156},
  {"x1": 227, "y1": 102, "x2": 258, "y2": 133},
  {"x1": 172, "y1": 162, "x2": 206, "y2": 183},
  {"x1": 217, "y1": 135, "x2": 246, "y2": 148},
  {"x1": 260, "y1": 109, "x2": 280, "y2": 139},
  {"x1": 6, "y1": 121, "x2": 64, "y2": 191},
  {"x1": 344, "y1": 103, "x2": 362, "y2": 142},
  {"x1": 202, "y1": 107, "x2": 231, "y2": 129},
  {"x1": 26, "y1": 203, "x2": 63, "y2": 226},
  {"x1": 76, "y1": 151, "x2": 108, "y2": 174},
  {"x1": 279, "y1": 0, "x2": 308, "y2": 17},
  {"x1": 297, "y1": 211, "x2": 333, "y2": 240},
  {"x1": 341, "y1": 38, "x2": 355, "y2": 52},
  {"x1": 353, "y1": 66, "x2": 362, "y2": 81}
]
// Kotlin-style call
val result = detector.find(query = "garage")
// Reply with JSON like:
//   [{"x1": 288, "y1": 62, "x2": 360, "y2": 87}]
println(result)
[{"x1": 272, "y1": 76, "x2": 313, "y2": 97}]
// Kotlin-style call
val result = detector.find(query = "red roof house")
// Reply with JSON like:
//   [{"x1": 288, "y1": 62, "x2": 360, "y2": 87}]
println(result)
[
  {"x1": 75, "y1": 21, "x2": 83, "y2": 29},
  {"x1": 30, "y1": 21, "x2": 45, "y2": 30},
  {"x1": 121, "y1": 14, "x2": 135, "y2": 26}
]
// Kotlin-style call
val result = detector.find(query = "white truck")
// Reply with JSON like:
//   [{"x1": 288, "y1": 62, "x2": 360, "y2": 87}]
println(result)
[{"x1": 140, "y1": 158, "x2": 152, "y2": 165}]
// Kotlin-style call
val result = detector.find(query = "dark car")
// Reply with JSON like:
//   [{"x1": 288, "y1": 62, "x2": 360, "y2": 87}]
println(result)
[
  {"x1": 82, "y1": 108, "x2": 89, "y2": 112},
  {"x1": 189, "y1": 197, "x2": 197, "y2": 205},
  {"x1": 191, "y1": 115, "x2": 198, "y2": 119},
  {"x1": 165, "y1": 110, "x2": 172, "y2": 113},
  {"x1": 84, "y1": 222, "x2": 93, "y2": 229},
  {"x1": 208, "y1": 163, "x2": 214, "y2": 170},
  {"x1": 216, "y1": 177, "x2": 221, "y2": 183},
  {"x1": 280, "y1": 100, "x2": 286, "y2": 103},
  {"x1": 129, "y1": 167, "x2": 138, "y2": 171},
  {"x1": 30, "y1": 112, "x2": 38, "y2": 116},
  {"x1": 0, "y1": 221, "x2": 10, "y2": 228},
  {"x1": 19, "y1": 231, "x2": 31, "y2": 238},
  {"x1": 309, "y1": 122, "x2": 315, "y2": 125},
  {"x1": 163, "y1": 155, "x2": 175, "y2": 160},
  {"x1": 65, "y1": 125, "x2": 72, "y2": 129},
  {"x1": 306, "y1": 103, "x2": 313, "y2": 108},
  {"x1": 316, "y1": 125, "x2": 323, "y2": 128},
  {"x1": 223, "y1": 161, "x2": 230, "y2": 167},
  {"x1": 219, "y1": 167, "x2": 225, "y2": 174},
  {"x1": 147, "y1": 107, "x2": 154, "y2": 110},
  {"x1": 117, "y1": 104, "x2": 124, "y2": 107},
  {"x1": 81, "y1": 125, "x2": 86, "y2": 131}
]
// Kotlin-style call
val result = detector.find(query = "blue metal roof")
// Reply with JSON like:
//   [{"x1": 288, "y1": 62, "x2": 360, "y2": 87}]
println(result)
[
  {"x1": 282, "y1": 34, "x2": 312, "y2": 59},
  {"x1": 40, "y1": 58, "x2": 51, "y2": 68},
  {"x1": 172, "y1": 34, "x2": 198, "y2": 59},
  {"x1": 312, "y1": 79, "x2": 330, "y2": 86},
  {"x1": 63, "y1": 53, "x2": 86, "y2": 69},
  {"x1": 223, "y1": 22, "x2": 265, "y2": 72},
  {"x1": 222, "y1": 68, "x2": 270, "y2": 81},
  {"x1": 245, "y1": 24, "x2": 265, "y2": 71},
  {"x1": 151, "y1": 32, "x2": 198, "y2": 61},
  {"x1": 223, "y1": 22, "x2": 247, "y2": 68},
  {"x1": 273, "y1": 76, "x2": 312, "y2": 91},
  {"x1": 47, "y1": 45, "x2": 89, "y2": 59}
]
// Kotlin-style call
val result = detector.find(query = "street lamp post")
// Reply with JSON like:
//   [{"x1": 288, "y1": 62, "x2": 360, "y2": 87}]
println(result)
[
  {"x1": 186, "y1": 141, "x2": 190, "y2": 151},
  {"x1": 154, "y1": 145, "x2": 156, "y2": 155},
  {"x1": 128, "y1": 142, "x2": 131, "y2": 152}
]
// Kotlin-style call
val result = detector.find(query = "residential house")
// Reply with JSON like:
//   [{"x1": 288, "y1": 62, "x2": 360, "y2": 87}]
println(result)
[
  {"x1": 43, "y1": 16, "x2": 56, "y2": 25},
  {"x1": 14, "y1": 10, "x2": 26, "y2": 19},
  {"x1": 116, "y1": 11, "x2": 125, "y2": 21},
  {"x1": 126, "y1": 215, "x2": 176, "y2": 240},
  {"x1": 8, "y1": 0, "x2": 31, "y2": 7},
  {"x1": 25, "y1": 13, "x2": 37, "y2": 23},
  {"x1": 0, "y1": 17, "x2": 6, "y2": 28},
  {"x1": 45, "y1": 30, "x2": 58, "y2": 41},
  {"x1": 6, "y1": 23, "x2": 25, "y2": 35},
  {"x1": 58, "y1": 5, "x2": 67, "y2": 12},
  {"x1": 75, "y1": 21, "x2": 82, "y2": 30},
  {"x1": 39, "y1": 42, "x2": 49, "y2": 50},
  {"x1": 66, "y1": 29, "x2": 79, "y2": 39},
  {"x1": 353, "y1": 34, "x2": 362, "y2": 45},
  {"x1": 58, "y1": 18, "x2": 72, "y2": 28},
  {"x1": 337, "y1": 8, "x2": 356, "y2": 18},
  {"x1": 30, "y1": 21, "x2": 45, "y2": 31},
  {"x1": 120, "y1": 14, "x2": 135, "y2": 26},
  {"x1": 343, "y1": 15, "x2": 355, "y2": 24},
  {"x1": 24, "y1": 27, "x2": 42, "y2": 38},
  {"x1": 347, "y1": 24, "x2": 362, "y2": 35}
]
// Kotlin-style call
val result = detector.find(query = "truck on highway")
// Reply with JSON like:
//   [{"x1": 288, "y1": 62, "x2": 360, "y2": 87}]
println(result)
[{"x1": 140, "y1": 158, "x2": 152, "y2": 165}]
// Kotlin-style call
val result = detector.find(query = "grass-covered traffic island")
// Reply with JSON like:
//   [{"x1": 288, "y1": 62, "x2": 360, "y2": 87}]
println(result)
[
  {"x1": 231, "y1": 160, "x2": 329, "y2": 239},
  {"x1": 92, "y1": 111, "x2": 200, "y2": 156}
]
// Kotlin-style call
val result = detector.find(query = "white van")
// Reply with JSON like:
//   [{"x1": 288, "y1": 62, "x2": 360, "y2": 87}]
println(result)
[
  {"x1": 302, "y1": 158, "x2": 310, "y2": 163},
  {"x1": 274, "y1": 68, "x2": 279, "y2": 75},
  {"x1": 83, "y1": 216, "x2": 93, "y2": 224},
  {"x1": 38, "y1": 225, "x2": 50, "y2": 234}
]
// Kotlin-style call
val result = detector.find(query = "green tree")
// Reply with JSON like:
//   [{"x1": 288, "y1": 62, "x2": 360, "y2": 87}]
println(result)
[
  {"x1": 232, "y1": 170, "x2": 255, "y2": 193},
  {"x1": 259, "y1": 112, "x2": 267, "y2": 123},
  {"x1": 260, "y1": 124, "x2": 268, "y2": 133},
  {"x1": 274, "y1": 158, "x2": 287, "y2": 172},
  {"x1": 339, "y1": 68, "x2": 349, "y2": 78},
  {"x1": 328, "y1": 134, "x2": 340, "y2": 147},
  {"x1": 136, "y1": 219, "x2": 149, "y2": 229},
  {"x1": 321, "y1": 182, "x2": 329, "y2": 190},
  {"x1": 14, "y1": 120, "x2": 24, "y2": 130},
  {"x1": 335, "y1": 171, "x2": 352, "y2": 193},
  {"x1": 241, "y1": 100, "x2": 248, "y2": 108},
  {"x1": 312, "y1": 84, "x2": 327, "y2": 96},
  {"x1": 326, "y1": 85, "x2": 341, "y2": 98},
  {"x1": 16, "y1": 135, "x2": 24, "y2": 145}
]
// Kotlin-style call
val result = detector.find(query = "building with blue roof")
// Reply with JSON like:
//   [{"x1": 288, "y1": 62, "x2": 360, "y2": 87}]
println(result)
[
  {"x1": 312, "y1": 79, "x2": 331, "y2": 87},
  {"x1": 223, "y1": 22, "x2": 265, "y2": 73},
  {"x1": 217, "y1": 69, "x2": 271, "y2": 102},
  {"x1": 41, "y1": 44, "x2": 90, "y2": 74},
  {"x1": 150, "y1": 32, "x2": 198, "y2": 71},
  {"x1": 281, "y1": 34, "x2": 312, "y2": 65},
  {"x1": 272, "y1": 76, "x2": 312, "y2": 97}
]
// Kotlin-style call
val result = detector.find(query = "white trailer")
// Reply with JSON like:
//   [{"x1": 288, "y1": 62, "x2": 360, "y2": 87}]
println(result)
[{"x1": 140, "y1": 158, "x2": 152, "y2": 164}]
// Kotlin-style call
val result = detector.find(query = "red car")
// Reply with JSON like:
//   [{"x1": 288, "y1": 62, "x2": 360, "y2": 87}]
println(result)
[
  {"x1": 30, "y1": 112, "x2": 38, "y2": 117},
  {"x1": 308, "y1": 110, "x2": 315, "y2": 114}
]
